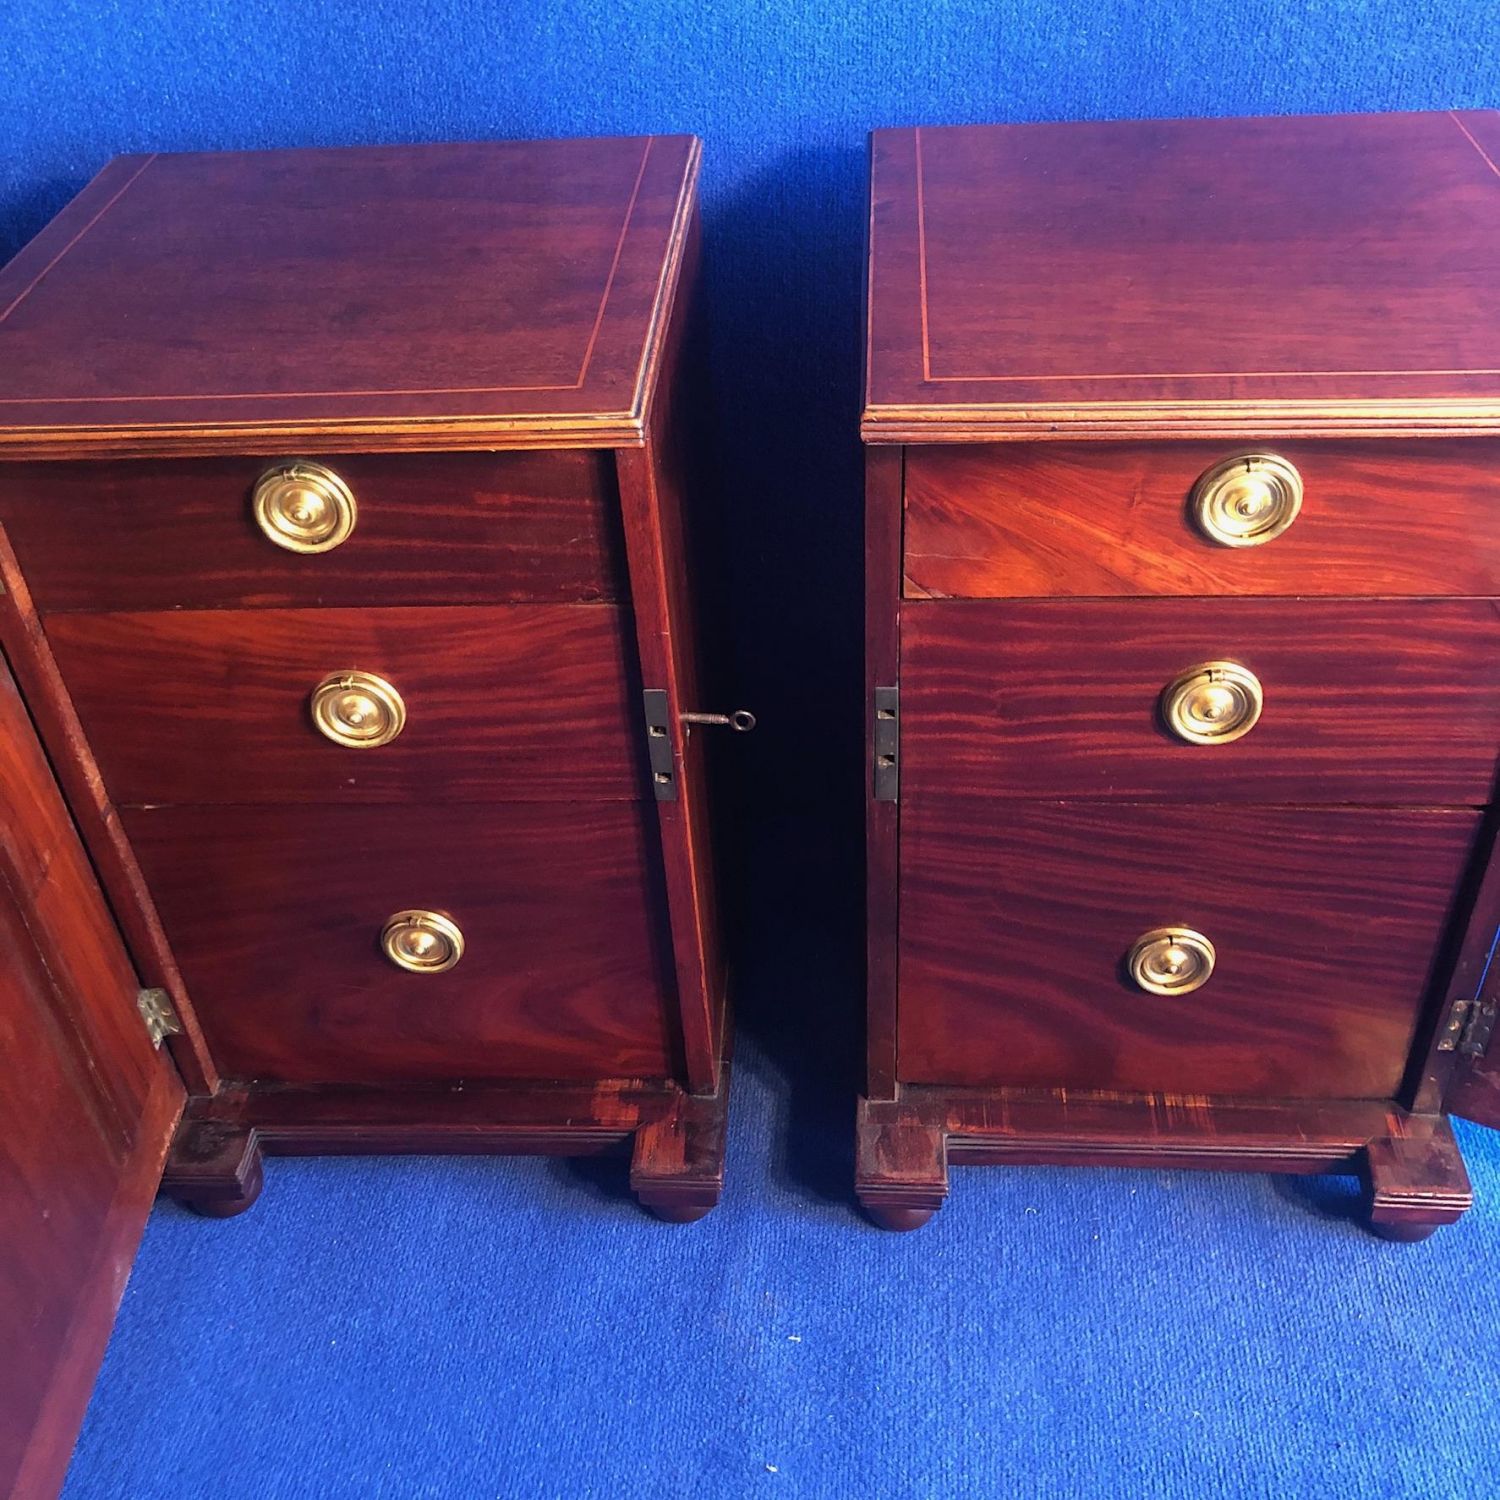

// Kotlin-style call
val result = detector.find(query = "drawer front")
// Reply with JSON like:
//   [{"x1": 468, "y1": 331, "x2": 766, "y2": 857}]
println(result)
[
  {"x1": 902, "y1": 599, "x2": 1500, "y2": 804},
  {"x1": 48, "y1": 605, "x2": 642, "y2": 804},
  {"x1": 0, "y1": 450, "x2": 622, "y2": 611},
  {"x1": 124, "y1": 802, "x2": 678, "y2": 1085},
  {"x1": 903, "y1": 440, "x2": 1500, "y2": 599},
  {"x1": 899, "y1": 799, "x2": 1482, "y2": 1097}
]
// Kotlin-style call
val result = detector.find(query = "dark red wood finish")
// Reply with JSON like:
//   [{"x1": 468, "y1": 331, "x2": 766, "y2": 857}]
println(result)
[
  {"x1": 903, "y1": 440, "x2": 1500, "y2": 599},
  {"x1": 866, "y1": 112, "x2": 1500, "y2": 440},
  {"x1": 124, "y1": 801, "x2": 679, "y2": 1086},
  {"x1": 899, "y1": 799, "x2": 1481, "y2": 1096},
  {"x1": 160, "y1": 1066, "x2": 731, "y2": 1224},
  {"x1": 0, "y1": 528, "x2": 217, "y2": 1093},
  {"x1": 615, "y1": 210, "x2": 728, "y2": 1094},
  {"x1": 0, "y1": 137, "x2": 701, "y2": 453},
  {"x1": 0, "y1": 650, "x2": 181, "y2": 1500},
  {"x1": 856, "y1": 1092, "x2": 1473, "y2": 1238},
  {"x1": 864, "y1": 445, "x2": 903, "y2": 1100},
  {"x1": 901, "y1": 599, "x2": 1500, "y2": 804},
  {"x1": 0, "y1": 136, "x2": 726, "y2": 1166},
  {"x1": 0, "y1": 131, "x2": 732, "y2": 1490},
  {"x1": 0, "y1": 450, "x2": 622, "y2": 612},
  {"x1": 48, "y1": 605, "x2": 643, "y2": 805},
  {"x1": 862, "y1": 111, "x2": 1500, "y2": 1238}
]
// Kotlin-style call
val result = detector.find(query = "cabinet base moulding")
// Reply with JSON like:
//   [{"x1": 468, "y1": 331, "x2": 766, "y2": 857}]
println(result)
[
  {"x1": 161, "y1": 1065, "x2": 731, "y2": 1223},
  {"x1": 855, "y1": 1087, "x2": 1473, "y2": 1240}
]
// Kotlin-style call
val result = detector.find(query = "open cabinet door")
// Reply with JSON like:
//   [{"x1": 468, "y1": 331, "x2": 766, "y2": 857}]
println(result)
[
  {"x1": 1444, "y1": 823, "x2": 1500, "y2": 1131},
  {"x1": 0, "y1": 647, "x2": 183, "y2": 1500},
  {"x1": 1446, "y1": 986, "x2": 1500, "y2": 1129}
]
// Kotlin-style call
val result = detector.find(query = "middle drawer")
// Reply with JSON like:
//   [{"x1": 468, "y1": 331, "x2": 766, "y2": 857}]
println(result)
[
  {"x1": 901, "y1": 598, "x2": 1500, "y2": 803},
  {"x1": 47, "y1": 605, "x2": 643, "y2": 804}
]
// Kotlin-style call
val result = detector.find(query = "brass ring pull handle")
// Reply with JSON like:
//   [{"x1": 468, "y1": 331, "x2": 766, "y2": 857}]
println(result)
[
  {"x1": 252, "y1": 461, "x2": 358, "y2": 553},
  {"x1": 1191, "y1": 453, "x2": 1303, "y2": 547},
  {"x1": 1160, "y1": 660, "x2": 1263, "y2": 746},
  {"x1": 309, "y1": 670, "x2": 406, "y2": 749},
  {"x1": 381, "y1": 910, "x2": 464, "y2": 974},
  {"x1": 1128, "y1": 927, "x2": 1216, "y2": 996}
]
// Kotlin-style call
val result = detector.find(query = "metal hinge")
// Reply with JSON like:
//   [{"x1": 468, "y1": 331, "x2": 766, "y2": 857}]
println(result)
[
  {"x1": 641, "y1": 689, "x2": 678, "y2": 802},
  {"x1": 1437, "y1": 997, "x2": 1497, "y2": 1059},
  {"x1": 873, "y1": 685, "x2": 899, "y2": 802},
  {"x1": 136, "y1": 987, "x2": 182, "y2": 1050}
]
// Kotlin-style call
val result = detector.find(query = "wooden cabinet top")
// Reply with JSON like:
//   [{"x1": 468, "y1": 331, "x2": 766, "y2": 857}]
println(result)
[
  {"x1": 0, "y1": 135, "x2": 700, "y2": 457},
  {"x1": 863, "y1": 111, "x2": 1500, "y2": 442}
]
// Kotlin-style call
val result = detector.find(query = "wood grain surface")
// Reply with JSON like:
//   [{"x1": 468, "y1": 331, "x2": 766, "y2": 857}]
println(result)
[
  {"x1": 0, "y1": 449, "x2": 622, "y2": 611},
  {"x1": 125, "y1": 801, "x2": 680, "y2": 1086},
  {"x1": 900, "y1": 598, "x2": 1500, "y2": 804},
  {"x1": 898, "y1": 799, "x2": 1482, "y2": 1097},
  {"x1": 0, "y1": 525, "x2": 217, "y2": 1090},
  {"x1": 0, "y1": 136, "x2": 701, "y2": 454},
  {"x1": 902, "y1": 440, "x2": 1500, "y2": 599},
  {"x1": 160, "y1": 1064, "x2": 731, "y2": 1222},
  {"x1": 47, "y1": 604, "x2": 645, "y2": 805},
  {"x1": 615, "y1": 206, "x2": 727, "y2": 1094},
  {"x1": 865, "y1": 444, "x2": 903, "y2": 1098},
  {"x1": 865, "y1": 111, "x2": 1500, "y2": 439},
  {"x1": 856, "y1": 1089, "x2": 1473, "y2": 1236},
  {"x1": 0, "y1": 649, "x2": 180, "y2": 1500}
]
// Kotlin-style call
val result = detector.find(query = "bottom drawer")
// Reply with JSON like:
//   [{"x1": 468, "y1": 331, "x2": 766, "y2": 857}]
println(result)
[
  {"x1": 125, "y1": 803, "x2": 678, "y2": 1086},
  {"x1": 898, "y1": 800, "x2": 1483, "y2": 1098}
]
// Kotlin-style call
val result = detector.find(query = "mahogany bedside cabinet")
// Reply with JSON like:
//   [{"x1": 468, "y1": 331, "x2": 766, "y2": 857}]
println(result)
[
  {"x1": 857, "y1": 111, "x2": 1500, "y2": 1237},
  {"x1": 0, "y1": 133, "x2": 740, "y2": 1258}
]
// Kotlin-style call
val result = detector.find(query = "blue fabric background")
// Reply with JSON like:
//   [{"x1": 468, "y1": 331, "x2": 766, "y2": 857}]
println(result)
[{"x1": 3, "y1": 3, "x2": 1498, "y2": 1496}]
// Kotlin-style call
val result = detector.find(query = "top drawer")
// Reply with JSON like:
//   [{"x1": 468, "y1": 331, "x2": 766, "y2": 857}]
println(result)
[
  {"x1": 0, "y1": 450, "x2": 623, "y2": 612},
  {"x1": 903, "y1": 440, "x2": 1500, "y2": 599}
]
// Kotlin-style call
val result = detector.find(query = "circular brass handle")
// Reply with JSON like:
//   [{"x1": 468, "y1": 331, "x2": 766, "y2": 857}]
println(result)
[
  {"x1": 1191, "y1": 453, "x2": 1303, "y2": 547},
  {"x1": 381, "y1": 910, "x2": 464, "y2": 974},
  {"x1": 1160, "y1": 660, "x2": 1263, "y2": 746},
  {"x1": 1128, "y1": 927, "x2": 1216, "y2": 996},
  {"x1": 252, "y1": 461, "x2": 357, "y2": 553},
  {"x1": 309, "y1": 670, "x2": 406, "y2": 749}
]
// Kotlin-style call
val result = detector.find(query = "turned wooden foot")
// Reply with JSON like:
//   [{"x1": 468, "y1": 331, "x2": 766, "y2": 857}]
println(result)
[
  {"x1": 161, "y1": 1116, "x2": 265, "y2": 1219},
  {"x1": 1368, "y1": 1221, "x2": 1441, "y2": 1244},
  {"x1": 856, "y1": 1093, "x2": 948, "y2": 1231},
  {"x1": 1364, "y1": 1114, "x2": 1472, "y2": 1243},
  {"x1": 647, "y1": 1203, "x2": 715, "y2": 1224},
  {"x1": 630, "y1": 1064, "x2": 729, "y2": 1224},
  {"x1": 864, "y1": 1204, "x2": 938, "y2": 1232}
]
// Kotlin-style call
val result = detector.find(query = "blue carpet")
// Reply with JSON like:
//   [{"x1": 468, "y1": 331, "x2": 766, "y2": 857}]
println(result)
[{"x1": 65, "y1": 1037, "x2": 1500, "y2": 1499}]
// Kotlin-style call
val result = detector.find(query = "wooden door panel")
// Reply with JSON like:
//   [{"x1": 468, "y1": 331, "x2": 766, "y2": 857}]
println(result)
[{"x1": 0, "y1": 650, "x2": 180, "y2": 1500}]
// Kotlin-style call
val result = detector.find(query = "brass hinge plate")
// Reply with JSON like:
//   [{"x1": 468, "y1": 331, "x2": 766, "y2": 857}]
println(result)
[
  {"x1": 136, "y1": 987, "x2": 182, "y2": 1050},
  {"x1": 641, "y1": 689, "x2": 678, "y2": 802},
  {"x1": 1438, "y1": 997, "x2": 1497, "y2": 1059},
  {"x1": 873, "y1": 685, "x2": 899, "y2": 802}
]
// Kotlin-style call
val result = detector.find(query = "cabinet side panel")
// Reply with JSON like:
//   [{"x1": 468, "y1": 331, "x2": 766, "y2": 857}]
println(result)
[
  {"x1": 615, "y1": 204, "x2": 725, "y2": 1094},
  {"x1": 866, "y1": 445, "x2": 902, "y2": 1098}
]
